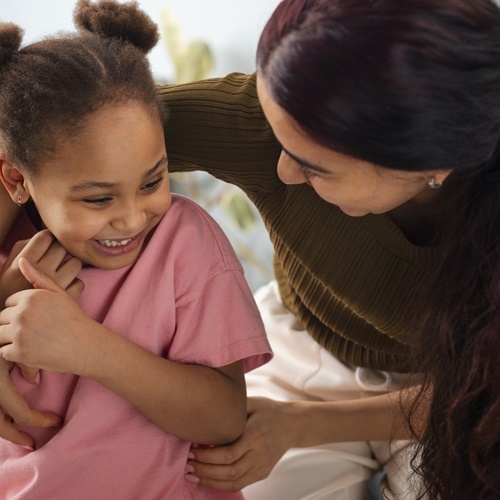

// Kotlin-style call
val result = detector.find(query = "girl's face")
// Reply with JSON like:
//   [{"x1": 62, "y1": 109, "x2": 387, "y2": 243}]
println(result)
[
  {"x1": 22, "y1": 103, "x2": 171, "y2": 270},
  {"x1": 257, "y1": 76, "x2": 451, "y2": 217}
]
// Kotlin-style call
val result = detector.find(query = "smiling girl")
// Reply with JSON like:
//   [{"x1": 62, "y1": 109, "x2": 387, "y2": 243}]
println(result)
[{"x1": 0, "y1": 1, "x2": 271, "y2": 498}]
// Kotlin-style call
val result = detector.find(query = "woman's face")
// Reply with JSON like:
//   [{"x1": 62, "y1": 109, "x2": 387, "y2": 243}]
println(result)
[
  {"x1": 20, "y1": 102, "x2": 171, "y2": 270},
  {"x1": 257, "y1": 76, "x2": 450, "y2": 217}
]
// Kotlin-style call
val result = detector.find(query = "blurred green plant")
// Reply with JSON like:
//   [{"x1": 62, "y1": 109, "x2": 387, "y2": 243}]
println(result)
[
  {"x1": 160, "y1": 8, "x2": 214, "y2": 84},
  {"x1": 159, "y1": 9, "x2": 273, "y2": 290}
]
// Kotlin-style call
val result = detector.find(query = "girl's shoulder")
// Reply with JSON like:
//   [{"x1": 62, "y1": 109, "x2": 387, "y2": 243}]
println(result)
[{"x1": 156, "y1": 194, "x2": 243, "y2": 272}]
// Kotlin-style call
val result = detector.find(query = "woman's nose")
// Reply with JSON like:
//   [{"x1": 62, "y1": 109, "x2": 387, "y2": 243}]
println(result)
[{"x1": 277, "y1": 151, "x2": 308, "y2": 185}]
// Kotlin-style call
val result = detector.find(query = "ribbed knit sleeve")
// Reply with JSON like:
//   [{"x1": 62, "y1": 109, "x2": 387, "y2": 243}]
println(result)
[{"x1": 158, "y1": 73, "x2": 437, "y2": 372}]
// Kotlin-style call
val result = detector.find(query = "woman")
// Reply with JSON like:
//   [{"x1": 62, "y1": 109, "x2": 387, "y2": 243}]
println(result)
[{"x1": 2, "y1": 0, "x2": 499, "y2": 498}]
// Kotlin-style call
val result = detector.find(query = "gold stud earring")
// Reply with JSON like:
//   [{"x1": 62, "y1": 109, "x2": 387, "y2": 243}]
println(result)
[{"x1": 428, "y1": 178, "x2": 442, "y2": 189}]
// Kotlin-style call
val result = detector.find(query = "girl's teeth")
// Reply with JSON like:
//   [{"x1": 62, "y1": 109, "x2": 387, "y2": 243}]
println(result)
[{"x1": 99, "y1": 238, "x2": 132, "y2": 247}]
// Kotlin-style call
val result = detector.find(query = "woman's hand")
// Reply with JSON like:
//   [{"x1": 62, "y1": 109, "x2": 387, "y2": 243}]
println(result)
[
  {"x1": 186, "y1": 397, "x2": 302, "y2": 491},
  {"x1": 0, "y1": 258, "x2": 94, "y2": 375},
  {"x1": 0, "y1": 356, "x2": 62, "y2": 449},
  {"x1": 186, "y1": 391, "x2": 416, "y2": 491}
]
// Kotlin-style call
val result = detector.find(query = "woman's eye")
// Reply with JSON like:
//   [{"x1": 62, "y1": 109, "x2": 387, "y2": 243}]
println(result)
[
  {"x1": 141, "y1": 177, "x2": 163, "y2": 191},
  {"x1": 299, "y1": 165, "x2": 318, "y2": 179}
]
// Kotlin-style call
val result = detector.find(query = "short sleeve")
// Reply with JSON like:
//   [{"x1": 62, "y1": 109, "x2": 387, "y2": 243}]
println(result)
[{"x1": 169, "y1": 265, "x2": 272, "y2": 373}]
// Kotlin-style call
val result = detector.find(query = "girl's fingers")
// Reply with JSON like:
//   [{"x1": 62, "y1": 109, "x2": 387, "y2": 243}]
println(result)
[
  {"x1": 65, "y1": 279, "x2": 85, "y2": 300},
  {"x1": 17, "y1": 230, "x2": 55, "y2": 264},
  {"x1": 18, "y1": 258, "x2": 64, "y2": 294},
  {"x1": 53, "y1": 257, "x2": 83, "y2": 291}
]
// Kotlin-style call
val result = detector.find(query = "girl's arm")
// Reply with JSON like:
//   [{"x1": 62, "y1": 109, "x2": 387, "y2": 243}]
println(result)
[
  {"x1": 86, "y1": 327, "x2": 246, "y2": 444},
  {"x1": 0, "y1": 259, "x2": 246, "y2": 445},
  {"x1": 184, "y1": 388, "x2": 428, "y2": 491}
]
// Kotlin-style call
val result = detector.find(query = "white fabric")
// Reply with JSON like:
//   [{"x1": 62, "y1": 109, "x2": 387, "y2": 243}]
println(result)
[{"x1": 243, "y1": 282, "x2": 426, "y2": 500}]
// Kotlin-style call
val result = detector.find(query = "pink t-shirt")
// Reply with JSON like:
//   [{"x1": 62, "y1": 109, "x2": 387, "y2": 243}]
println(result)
[{"x1": 0, "y1": 195, "x2": 272, "y2": 499}]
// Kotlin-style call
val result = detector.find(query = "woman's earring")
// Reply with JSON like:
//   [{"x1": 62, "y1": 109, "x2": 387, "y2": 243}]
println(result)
[
  {"x1": 428, "y1": 177, "x2": 442, "y2": 189},
  {"x1": 17, "y1": 194, "x2": 22, "y2": 206}
]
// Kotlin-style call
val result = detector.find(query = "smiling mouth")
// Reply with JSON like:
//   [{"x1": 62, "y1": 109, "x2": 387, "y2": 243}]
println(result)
[{"x1": 96, "y1": 235, "x2": 139, "y2": 247}]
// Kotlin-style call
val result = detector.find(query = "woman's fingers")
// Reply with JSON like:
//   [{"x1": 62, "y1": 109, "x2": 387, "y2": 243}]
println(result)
[
  {"x1": 17, "y1": 363, "x2": 40, "y2": 385},
  {"x1": 0, "y1": 410, "x2": 35, "y2": 449},
  {"x1": 187, "y1": 447, "x2": 258, "y2": 491},
  {"x1": 188, "y1": 397, "x2": 291, "y2": 491},
  {"x1": 0, "y1": 358, "x2": 62, "y2": 447}
]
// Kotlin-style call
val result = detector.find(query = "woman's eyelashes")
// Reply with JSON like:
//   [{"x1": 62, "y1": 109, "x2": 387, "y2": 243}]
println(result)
[{"x1": 299, "y1": 164, "x2": 318, "y2": 179}]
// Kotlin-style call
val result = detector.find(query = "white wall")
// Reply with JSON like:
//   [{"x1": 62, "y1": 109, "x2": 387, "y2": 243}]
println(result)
[{"x1": 0, "y1": 0, "x2": 280, "y2": 82}]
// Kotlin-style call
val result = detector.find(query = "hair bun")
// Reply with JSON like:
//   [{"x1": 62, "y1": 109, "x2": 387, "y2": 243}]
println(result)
[
  {"x1": 0, "y1": 23, "x2": 23, "y2": 66},
  {"x1": 74, "y1": 0, "x2": 159, "y2": 54}
]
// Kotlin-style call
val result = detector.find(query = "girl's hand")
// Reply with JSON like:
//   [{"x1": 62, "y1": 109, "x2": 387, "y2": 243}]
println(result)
[
  {"x1": 0, "y1": 258, "x2": 94, "y2": 375},
  {"x1": 0, "y1": 356, "x2": 62, "y2": 448},
  {"x1": 0, "y1": 231, "x2": 84, "y2": 383},
  {"x1": 186, "y1": 397, "x2": 301, "y2": 491},
  {"x1": 0, "y1": 229, "x2": 84, "y2": 307}
]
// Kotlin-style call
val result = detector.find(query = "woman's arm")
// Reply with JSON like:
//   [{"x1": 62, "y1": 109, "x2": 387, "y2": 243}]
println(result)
[
  {"x1": 184, "y1": 389, "x2": 428, "y2": 491},
  {"x1": 290, "y1": 386, "x2": 427, "y2": 446},
  {"x1": 159, "y1": 73, "x2": 282, "y2": 195},
  {"x1": 0, "y1": 260, "x2": 247, "y2": 445}
]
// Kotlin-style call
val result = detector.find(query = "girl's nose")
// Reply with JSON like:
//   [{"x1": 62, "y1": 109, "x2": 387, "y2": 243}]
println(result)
[
  {"x1": 277, "y1": 151, "x2": 308, "y2": 185},
  {"x1": 113, "y1": 202, "x2": 146, "y2": 234}
]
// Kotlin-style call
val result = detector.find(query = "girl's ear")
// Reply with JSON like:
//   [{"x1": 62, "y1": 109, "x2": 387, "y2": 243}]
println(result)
[{"x1": 0, "y1": 158, "x2": 30, "y2": 205}]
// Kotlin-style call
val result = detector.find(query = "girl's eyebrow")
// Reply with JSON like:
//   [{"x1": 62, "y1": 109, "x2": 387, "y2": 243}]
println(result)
[
  {"x1": 281, "y1": 147, "x2": 330, "y2": 174},
  {"x1": 70, "y1": 155, "x2": 168, "y2": 191}
]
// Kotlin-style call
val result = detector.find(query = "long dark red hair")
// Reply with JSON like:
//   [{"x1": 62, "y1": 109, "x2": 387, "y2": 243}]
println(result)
[{"x1": 257, "y1": 0, "x2": 500, "y2": 497}]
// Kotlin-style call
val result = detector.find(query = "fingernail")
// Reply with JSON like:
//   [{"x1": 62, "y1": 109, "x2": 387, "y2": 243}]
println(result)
[
  {"x1": 184, "y1": 464, "x2": 195, "y2": 474},
  {"x1": 184, "y1": 474, "x2": 200, "y2": 484},
  {"x1": 34, "y1": 373, "x2": 40, "y2": 385},
  {"x1": 188, "y1": 452, "x2": 195, "y2": 460},
  {"x1": 21, "y1": 445, "x2": 35, "y2": 451}
]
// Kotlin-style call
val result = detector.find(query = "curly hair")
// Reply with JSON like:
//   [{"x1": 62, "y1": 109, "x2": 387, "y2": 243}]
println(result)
[{"x1": 0, "y1": 0, "x2": 164, "y2": 175}]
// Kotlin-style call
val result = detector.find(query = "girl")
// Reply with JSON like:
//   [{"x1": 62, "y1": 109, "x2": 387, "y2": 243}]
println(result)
[{"x1": 0, "y1": 1, "x2": 271, "y2": 498}]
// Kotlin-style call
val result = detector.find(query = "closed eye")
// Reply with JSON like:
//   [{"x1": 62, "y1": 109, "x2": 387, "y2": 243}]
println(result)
[{"x1": 298, "y1": 164, "x2": 318, "y2": 179}]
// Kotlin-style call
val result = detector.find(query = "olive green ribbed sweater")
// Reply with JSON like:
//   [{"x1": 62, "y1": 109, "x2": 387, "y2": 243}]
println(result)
[{"x1": 159, "y1": 73, "x2": 436, "y2": 372}]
